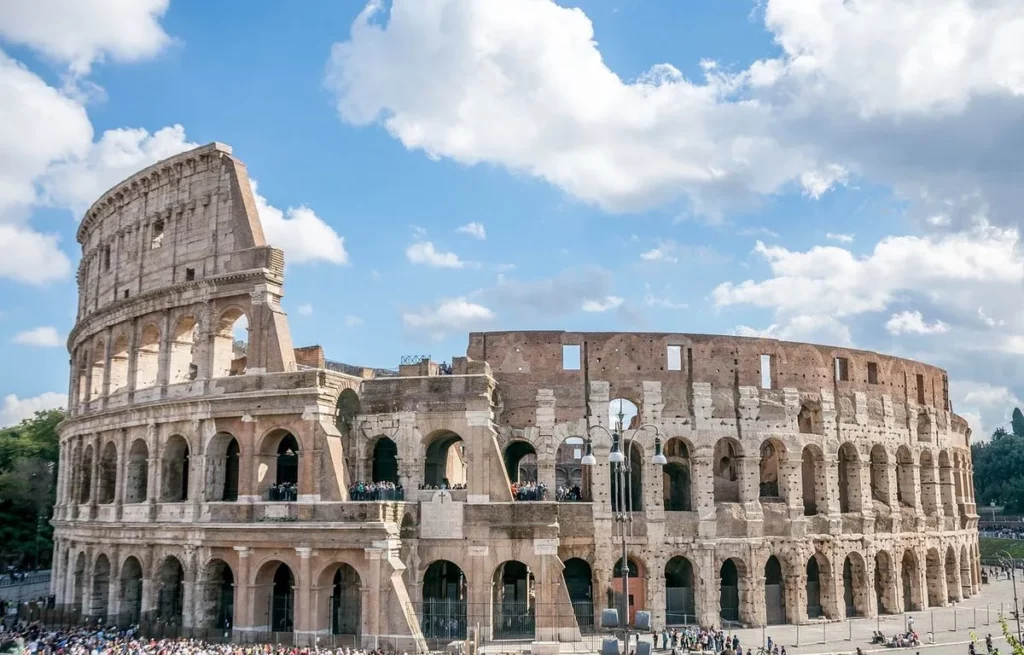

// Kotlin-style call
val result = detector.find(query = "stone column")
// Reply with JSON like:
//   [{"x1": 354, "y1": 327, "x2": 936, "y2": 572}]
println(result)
[
  {"x1": 156, "y1": 310, "x2": 172, "y2": 392},
  {"x1": 786, "y1": 572, "x2": 805, "y2": 624},
  {"x1": 233, "y1": 547, "x2": 252, "y2": 637},
  {"x1": 181, "y1": 547, "x2": 197, "y2": 628},
  {"x1": 126, "y1": 318, "x2": 139, "y2": 396},
  {"x1": 295, "y1": 547, "x2": 314, "y2": 642},
  {"x1": 107, "y1": 547, "x2": 121, "y2": 620},
  {"x1": 692, "y1": 457, "x2": 716, "y2": 537},
  {"x1": 88, "y1": 434, "x2": 101, "y2": 517},
  {"x1": 100, "y1": 328, "x2": 113, "y2": 407}
]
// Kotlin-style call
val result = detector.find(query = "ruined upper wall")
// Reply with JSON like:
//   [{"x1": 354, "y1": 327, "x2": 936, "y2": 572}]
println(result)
[
  {"x1": 468, "y1": 331, "x2": 953, "y2": 428},
  {"x1": 74, "y1": 143, "x2": 273, "y2": 322}
]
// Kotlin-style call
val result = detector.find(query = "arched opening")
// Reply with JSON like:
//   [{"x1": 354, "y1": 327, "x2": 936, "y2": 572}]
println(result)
[
  {"x1": 797, "y1": 402, "x2": 819, "y2": 434},
  {"x1": 901, "y1": 550, "x2": 920, "y2": 611},
  {"x1": 79, "y1": 445, "x2": 93, "y2": 504},
  {"x1": 212, "y1": 309, "x2": 248, "y2": 378},
  {"x1": 917, "y1": 412, "x2": 931, "y2": 442},
  {"x1": 925, "y1": 548, "x2": 943, "y2": 607},
  {"x1": 109, "y1": 335, "x2": 130, "y2": 394},
  {"x1": 335, "y1": 388, "x2": 360, "y2": 437},
  {"x1": 719, "y1": 558, "x2": 744, "y2": 623},
  {"x1": 504, "y1": 440, "x2": 538, "y2": 484},
  {"x1": 91, "y1": 554, "x2": 111, "y2": 618},
  {"x1": 276, "y1": 434, "x2": 299, "y2": 495},
  {"x1": 75, "y1": 353, "x2": 89, "y2": 404},
  {"x1": 493, "y1": 561, "x2": 535, "y2": 639},
  {"x1": 372, "y1": 437, "x2": 399, "y2": 484},
  {"x1": 759, "y1": 439, "x2": 784, "y2": 500},
  {"x1": 422, "y1": 560, "x2": 467, "y2": 640},
  {"x1": 564, "y1": 558, "x2": 594, "y2": 633},
  {"x1": 874, "y1": 551, "x2": 897, "y2": 614},
  {"x1": 713, "y1": 438, "x2": 741, "y2": 503},
  {"x1": 156, "y1": 556, "x2": 185, "y2": 624},
  {"x1": 125, "y1": 439, "x2": 149, "y2": 503},
  {"x1": 869, "y1": 444, "x2": 890, "y2": 506},
  {"x1": 945, "y1": 547, "x2": 959, "y2": 603},
  {"x1": 257, "y1": 430, "x2": 301, "y2": 500},
  {"x1": 609, "y1": 398, "x2": 639, "y2": 431},
  {"x1": 837, "y1": 443, "x2": 861, "y2": 513},
  {"x1": 663, "y1": 439, "x2": 692, "y2": 511},
  {"x1": 161, "y1": 435, "x2": 190, "y2": 502},
  {"x1": 120, "y1": 556, "x2": 144, "y2": 622},
  {"x1": 611, "y1": 557, "x2": 646, "y2": 626},
  {"x1": 168, "y1": 316, "x2": 198, "y2": 384},
  {"x1": 842, "y1": 554, "x2": 868, "y2": 618},
  {"x1": 424, "y1": 431, "x2": 466, "y2": 488},
  {"x1": 73, "y1": 552, "x2": 86, "y2": 609},
  {"x1": 97, "y1": 441, "x2": 117, "y2": 504},
  {"x1": 135, "y1": 325, "x2": 161, "y2": 389},
  {"x1": 205, "y1": 433, "x2": 240, "y2": 502},
  {"x1": 920, "y1": 451, "x2": 938, "y2": 516},
  {"x1": 806, "y1": 556, "x2": 822, "y2": 619},
  {"x1": 960, "y1": 545, "x2": 972, "y2": 598},
  {"x1": 318, "y1": 563, "x2": 361, "y2": 638},
  {"x1": 89, "y1": 340, "x2": 105, "y2": 400},
  {"x1": 610, "y1": 441, "x2": 644, "y2": 512},
  {"x1": 802, "y1": 445, "x2": 826, "y2": 516},
  {"x1": 764, "y1": 555, "x2": 786, "y2": 625},
  {"x1": 895, "y1": 446, "x2": 915, "y2": 507},
  {"x1": 201, "y1": 560, "x2": 234, "y2": 630},
  {"x1": 939, "y1": 451, "x2": 956, "y2": 516},
  {"x1": 665, "y1": 556, "x2": 695, "y2": 625},
  {"x1": 271, "y1": 564, "x2": 295, "y2": 632},
  {"x1": 555, "y1": 437, "x2": 590, "y2": 501}
]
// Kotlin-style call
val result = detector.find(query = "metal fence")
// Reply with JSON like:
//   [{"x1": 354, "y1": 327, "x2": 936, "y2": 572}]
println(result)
[{"x1": 0, "y1": 571, "x2": 50, "y2": 588}]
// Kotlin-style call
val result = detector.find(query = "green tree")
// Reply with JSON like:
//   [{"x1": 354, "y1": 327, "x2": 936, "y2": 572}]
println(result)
[
  {"x1": 1013, "y1": 407, "x2": 1024, "y2": 438},
  {"x1": 0, "y1": 408, "x2": 63, "y2": 568}
]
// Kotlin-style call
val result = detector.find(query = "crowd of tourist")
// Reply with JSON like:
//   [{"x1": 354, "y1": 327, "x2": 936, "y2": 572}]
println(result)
[
  {"x1": 654, "y1": 626, "x2": 752, "y2": 655},
  {"x1": 555, "y1": 485, "x2": 586, "y2": 502},
  {"x1": 348, "y1": 481, "x2": 404, "y2": 501},
  {"x1": 266, "y1": 482, "x2": 298, "y2": 502},
  {"x1": 0, "y1": 568, "x2": 40, "y2": 587},
  {"x1": 511, "y1": 481, "x2": 547, "y2": 501},
  {"x1": 980, "y1": 526, "x2": 1024, "y2": 540}
]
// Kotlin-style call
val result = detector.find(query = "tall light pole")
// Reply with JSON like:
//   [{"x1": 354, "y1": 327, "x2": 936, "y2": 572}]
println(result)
[
  {"x1": 998, "y1": 550, "x2": 1022, "y2": 642},
  {"x1": 581, "y1": 402, "x2": 666, "y2": 655}
]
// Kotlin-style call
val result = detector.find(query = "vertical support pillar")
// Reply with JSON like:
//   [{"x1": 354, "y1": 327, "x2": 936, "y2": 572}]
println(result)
[
  {"x1": 295, "y1": 547, "x2": 313, "y2": 641},
  {"x1": 233, "y1": 547, "x2": 252, "y2": 637}
]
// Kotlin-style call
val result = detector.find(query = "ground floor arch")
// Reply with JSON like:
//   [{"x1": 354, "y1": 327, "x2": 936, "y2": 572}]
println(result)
[
  {"x1": 120, "y1": 556, "x2": 143, "y2": 621},
  {"x1": 874, "y1": 551, "x2": 897, "y2": 614},
  {"x1": 719, "y1": 558, "x2": 746, "y2": 624},
  {"x1": 666, "y1": 556, "x2": 695, "y2": 625},
  {"x1": 902, "y1": 550, "x2": 921, "y2": 611},
  {"x1": 842, "y1": 553, "x2": 869, "y2": 618},
  {"x1": 91, "y1": 554, "x2": 111, "y2": 618},
  {"x1": 926, "y1": 548, "x2": 944, "y2": 607},
  {"x1": 253, "y1": 561, "x2": 295, "y2": 633},
  {"x1": 315, "y1": 562, "x2": 361, "y2": 637},
  {"x1": 422, "y1": 560, "x2": 467, "y2": 640},
  {"x1": 764, "y1": 555, "x2": 786, "y2": 625},
  {"x1": 806, "y1": 556, "x2": 822, "y2": 619},
  {"x1": 493, "y1": 561, "x2": 535, "y2": 640},
  {"x1": 156, "y1": 556, "x2": 185, "y2": 624},
  {"x1": 200, "y1": 559, "x2": 234, "y2": 630},
  {"x1": 563, "y1": 558, "x2": 594, "y2": 633},
  {"x1": 611, "y1": 557, "x2": 646, "y2": 626},
  {"x1": 72, "y1": 552, "x2": 86, "y2": 609}
]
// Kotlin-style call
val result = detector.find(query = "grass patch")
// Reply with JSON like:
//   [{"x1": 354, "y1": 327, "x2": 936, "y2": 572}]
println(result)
[{"x1": 979, "y1": 537, "x2": 1024, "y2": 560}]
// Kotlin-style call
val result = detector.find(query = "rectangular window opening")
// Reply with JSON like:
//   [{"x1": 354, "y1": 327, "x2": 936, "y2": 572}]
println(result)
[
  {"x1": 916, "y1": 374, "x2": 925, "y2": 404},
  {"x1": 759, "y1": 354, "x2": 772, "y2": 389},
  {"x1": 185, "y1": 267, "x2": 195, "y2": 281},
  {"x1": 667, "y1": 345, "x2": 682, "y2": 371},
  {"x1": 562, "y1": 344, "x2": 581, "y2": 371},
  {"x1": 123, "y1": 289, "x2": 129, "y2": 299},
  {"x1": 834, "y1": 357, "x2": 849, "y2": 382},
  {"x1": 867, "y1": 362, "x2": 878, "y2": 385},
  {"x1": 103, "y1": 246, "x2": 111, "y2": 272},
  {"x1": 151, "y1": 220, "x2": 165, "y2": 249}
]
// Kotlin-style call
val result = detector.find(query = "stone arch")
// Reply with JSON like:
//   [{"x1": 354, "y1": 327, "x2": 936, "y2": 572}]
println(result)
[
  {"x1": 960, "y1": 544, "x2": 972, "y2": 598},
  {"x1": 422, "y1": 560, "x2": 467, "y2": 639},
  {"x1": 718, "y1": 557, "x2": 747, "y2": 624},
  {"x1": 869, "y1": 444, "x2": 890, "y2": 506},
  {"x1": 938, "y1": 450, "x2": 956, "y2": 515},
  {"x1": 504, "y1": 440, "x2": 537, "y2": 484},
  {"x1": 257, "y1": 429, "x2": 300, "y2": 499},
  {"x1": 611, "y1": 440, "x2": 643, "y2": 512},
  {"x1": 168, "y1": 315, "x2": 198, "y2": 384},
  {"x1": 315, "y1": 562, "x2": 361, "y2": 637},
  {"x1": 493, "y1": 561, "x2": 535, "y2": 639},
  {"x1": 663, "y1": 437, "x2": 693, "y2": 511},
  {"x1": 72, "y1": 551, "x2": 86, "y2": 608},
  {"x1": 370, "y1": 436, "x2": 399, "y2": 484},
  {"x1": 764, "y1": 555, "x2": 787, "y2": 625},
  {"x1": 109, "y1": 334, "x2": 130, "y2": 394},
  {"x1": 842, "y1": 552, "x2": 869, "y2": 618},
  {"x1": 713, "y1": 437, "x2": 742, "y2": 503},
  {"x1": 759, "y1": 439, "x2": 785, "y2": 500},
  {"x1": 665, "y1": 556, "x2": 696, "y2": 625},
  {"x1": 97, "y1": 441, "x2": 117, "y2": 504},
  {"x1": 423, "y1": 430, "x2": 467, "y2": 488},
  {"x1": 91, "y1": 553, "x2": 111, "y2": 618},
  {"x1": 798, "y1": 401, "x2": 821, "y2": 434},
  {"x1": 135, "y1": 324, "x2": 160, "y2": 389},
  {"x1": 944, "y1": 546, "x2": 960, "y2": 603},
  {"x1": 212, "y1": 307, "x2": 248, "y2": 377},
  {"x1": 335, "y1": 388, "x2": 360, "y2": 437},
  {"x1": 874, "y1": 550, "x2": 897, "y2": 614},
  {"x1": 156, "y1": 555, "x2": 185, "y2": 624},
  {"x1": 564, "y1": 558, "x2": 594, "y2": 633},
  {"x1": 79, "y1": 444, "x2": 94, "y2": 504},
  {"x1": 254, "y1": 560, "x2": 294, "y2": 633},
  {"x1": 120, "y1": 556, "x2": 144, "y2": 621},
  {"x1": 200, "y1": 559, "x2": 234, "y2": 629},
  {"x1": 920, "y1": 450, "x2": 938, "y2": 516},
  {"x1": 806, "y1": 553, "x2": 835, "y2": 619},
  {"x1": 925, "y1": 548, "x2": 944, "y2": 607},
  {"x1": 801, "y1": 444, "x2": 826, "y2": 516},
  {"x1": 88, "y1": 339, "x2": 105, "y2": 400},
  {"x1": 895, "y1": 446, "x2": 916, "y2": 507},
  {"x1": 75, "y1": 351, "x2": 89, "y2": 404},
  {"x1": 901, "y1": 550, "x2": 922, "y2": 611},
  {"x1": 612, "y1": 556, "x2": 646, "y2": 626},
  {"x1": 917, "y1": 412, "x2": 931, "y2": 442},
  {"x1": 609, "y1": 397, "x2": 640, "y2": 431},
  {"x1": 161, "y1": 434, "x2": 190, "y2": 502},
  {"x1": 125, "y1": 438, "x2": 149, "y2": 503},
  {"x1": 555, "y1": 437, "x2": 590, "y2": 501},
  {"x1": 205, "y1": 432, "x2": 240, "y2": 502},
  {"x1": 837, "y1": 442, "x2": 861, "y2": 513}
]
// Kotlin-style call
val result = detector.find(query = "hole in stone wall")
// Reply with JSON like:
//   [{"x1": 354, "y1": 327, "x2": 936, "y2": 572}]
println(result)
[
  {"x1": 103, "y1": 246, "x2": 111, "y2": 272},
  {"x1": 759, "y1": 354, "x2": 772, "y2": 389},
  {"x1": 185, "y1": 268, "x2": 195, "y2": 281},
  {"x1": 562, "y1": 344, "x2": 580, "y2": 370},
  {"x1": 834, "y1": 357, "x2": 849, "y2": 382},
  {"x1": 151, "y1": 220, "x2": 165, "y2": 249},
  {"x1": 667, "y1": 345, "x2": 682, "y2": 371},
  {"x1": 867, "y1": 362, "x2": 878, "y2": 384}
]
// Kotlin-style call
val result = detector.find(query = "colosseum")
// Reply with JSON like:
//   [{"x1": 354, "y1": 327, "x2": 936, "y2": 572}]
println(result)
[{"x1": 51, "y1": 142, "x2": 980, "y2": 650}]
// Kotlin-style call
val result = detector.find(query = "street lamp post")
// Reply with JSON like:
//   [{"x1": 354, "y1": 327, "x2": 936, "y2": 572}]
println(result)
[
  {"x1": 581, "y1": 404, "x2": 666, "y2": 655},
  {"x1": 997, "y1": 550, "x2": 1022, "y2": 641}
]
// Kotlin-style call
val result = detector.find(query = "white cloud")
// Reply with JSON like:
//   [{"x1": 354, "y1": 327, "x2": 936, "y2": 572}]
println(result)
[
  {"x1": 800, "y1": 164, "x2": 848, "y2": 199},
  {"x1": 581, "y1": 296, "x2": 624, "y2": 312},
  {"x1": 644, "y1": 283, "x2": 688, "y2": 310},
  {"x1": 456, "y1": 222, "x2": 486, "y2": 240},
  {"x1": 825, "y1": 232, "x2": 855, "y2": 243},
  {"x1": 344, "y1": 315, "x2": 364, "y2": 327},
  {"x1": 0, "y1": 392, "x2": 66, "y2": 427},
  {"x1": 953, "y1": 381, "x2": 1021, "y2": 440},
  {"x1": 885, "y1": 310, "x2": 949, "y2": 336},
  {"x1": 12, "y1": 326, "x2": 62, "y2": 347},
  {"x1": 402, "y1": 297, "x2": 494, "y2": 338},
  {"x1": 250, "y1": 181, "x2": 350, "y2": 265},
  {"x1": 0, "y1": 0, "x2": 172, "y2": 76},
  {"x1": 296, "y1": 304, "x2": 313, "y2": 316},
  {"x1": 406, "y1": 241, "x2": 465, "y2": 268},
  {"x1": 486, "y1": 266, "x2": 615, "y2": 318},
  {"x1": 640, "y1": 246, "x2": 679, "y2": 264},
  {"x1": 734, "y1": 315, "x2": 852, "y2": 346},
  {"x1": 0, "y1": 225, "x2": 73, "y2": 284}
]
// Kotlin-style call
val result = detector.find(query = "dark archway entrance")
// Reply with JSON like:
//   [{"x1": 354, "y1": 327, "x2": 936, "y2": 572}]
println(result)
[
  {"x1": 271, "y1": 564, "x2": 294, "y2": 633},
  {"x1": 424, "y1": 432, "x2": 466, "y2": 488},
  {"x1": 610, "y1": 442, "x2": 643, "y2": 512},
  {"x1": 120, "y1": 557, "x2": 143, "y2": 622},
  {"x1": 663, "y1": 439, "x2": 692, "y2": 511},
  {"x1": 719, "y1": 559, "x2": 740, "y2": 622},
  {"x1": 372, "y1": 438, "x2": 399, "y2": 484},
  {"x1": 493, "y1": 561, "x2": 535, "y2": 639},
  {"x1": 276, "y1": 434, "x2": 299, "y2": 486},
  {"x1": 422, "y1": 560, "x2": 467, "y2": 640},
  {"x1": 156, "y1": 557, "x2": 185, "y2": 624},
  {"x1": 665, "y1": 556, "x2": 695, "y2": 625},
  {"x1": 223, "y1": 438, "x2": 240, "y2": 501},
  {"x1": 765, "y1": 556, "x2": 786, "y2": 625},
  {"x1": 331, "y1": 564, "x2": 361, "y2": 636},
  {"x1": 563, "y1": 558, "x2": 594, "y2": 633},
  {"x1": 806, "y1": 557, "x2": 822, "y2": 618},
  {"x1": 504, "y1": 441, "x2": 538, "y2": 484}
]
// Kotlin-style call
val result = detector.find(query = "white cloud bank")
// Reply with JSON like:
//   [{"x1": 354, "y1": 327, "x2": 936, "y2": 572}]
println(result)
[
  {"x1": 0, "y1": 392, "x2": 66, "y2": 427},
  {"x1": 402, "y1": 297, "x2": 494, "y2": 339},
  {"x1": 406, "y1": 241, "x2": 465, "y2": 269},
  {"x1": 456, "y1": 222, "x2": 486, "y2": 240},
  {"x1": 12, "y1": 326, "x2": 63, "y2": 347},
  {"x1": 885, "y1": 311, "x2": 949, "y2": 336}
]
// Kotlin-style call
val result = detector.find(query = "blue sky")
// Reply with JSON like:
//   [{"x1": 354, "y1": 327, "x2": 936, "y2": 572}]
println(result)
[{"x1": 1, "y1": 0, "x2": 1023, "y2": 436}]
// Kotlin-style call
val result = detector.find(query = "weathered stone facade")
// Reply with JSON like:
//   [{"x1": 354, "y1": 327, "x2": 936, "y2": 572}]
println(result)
[{"x1": 52, "y1": 144, "x2": 980, "y2": 649}]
